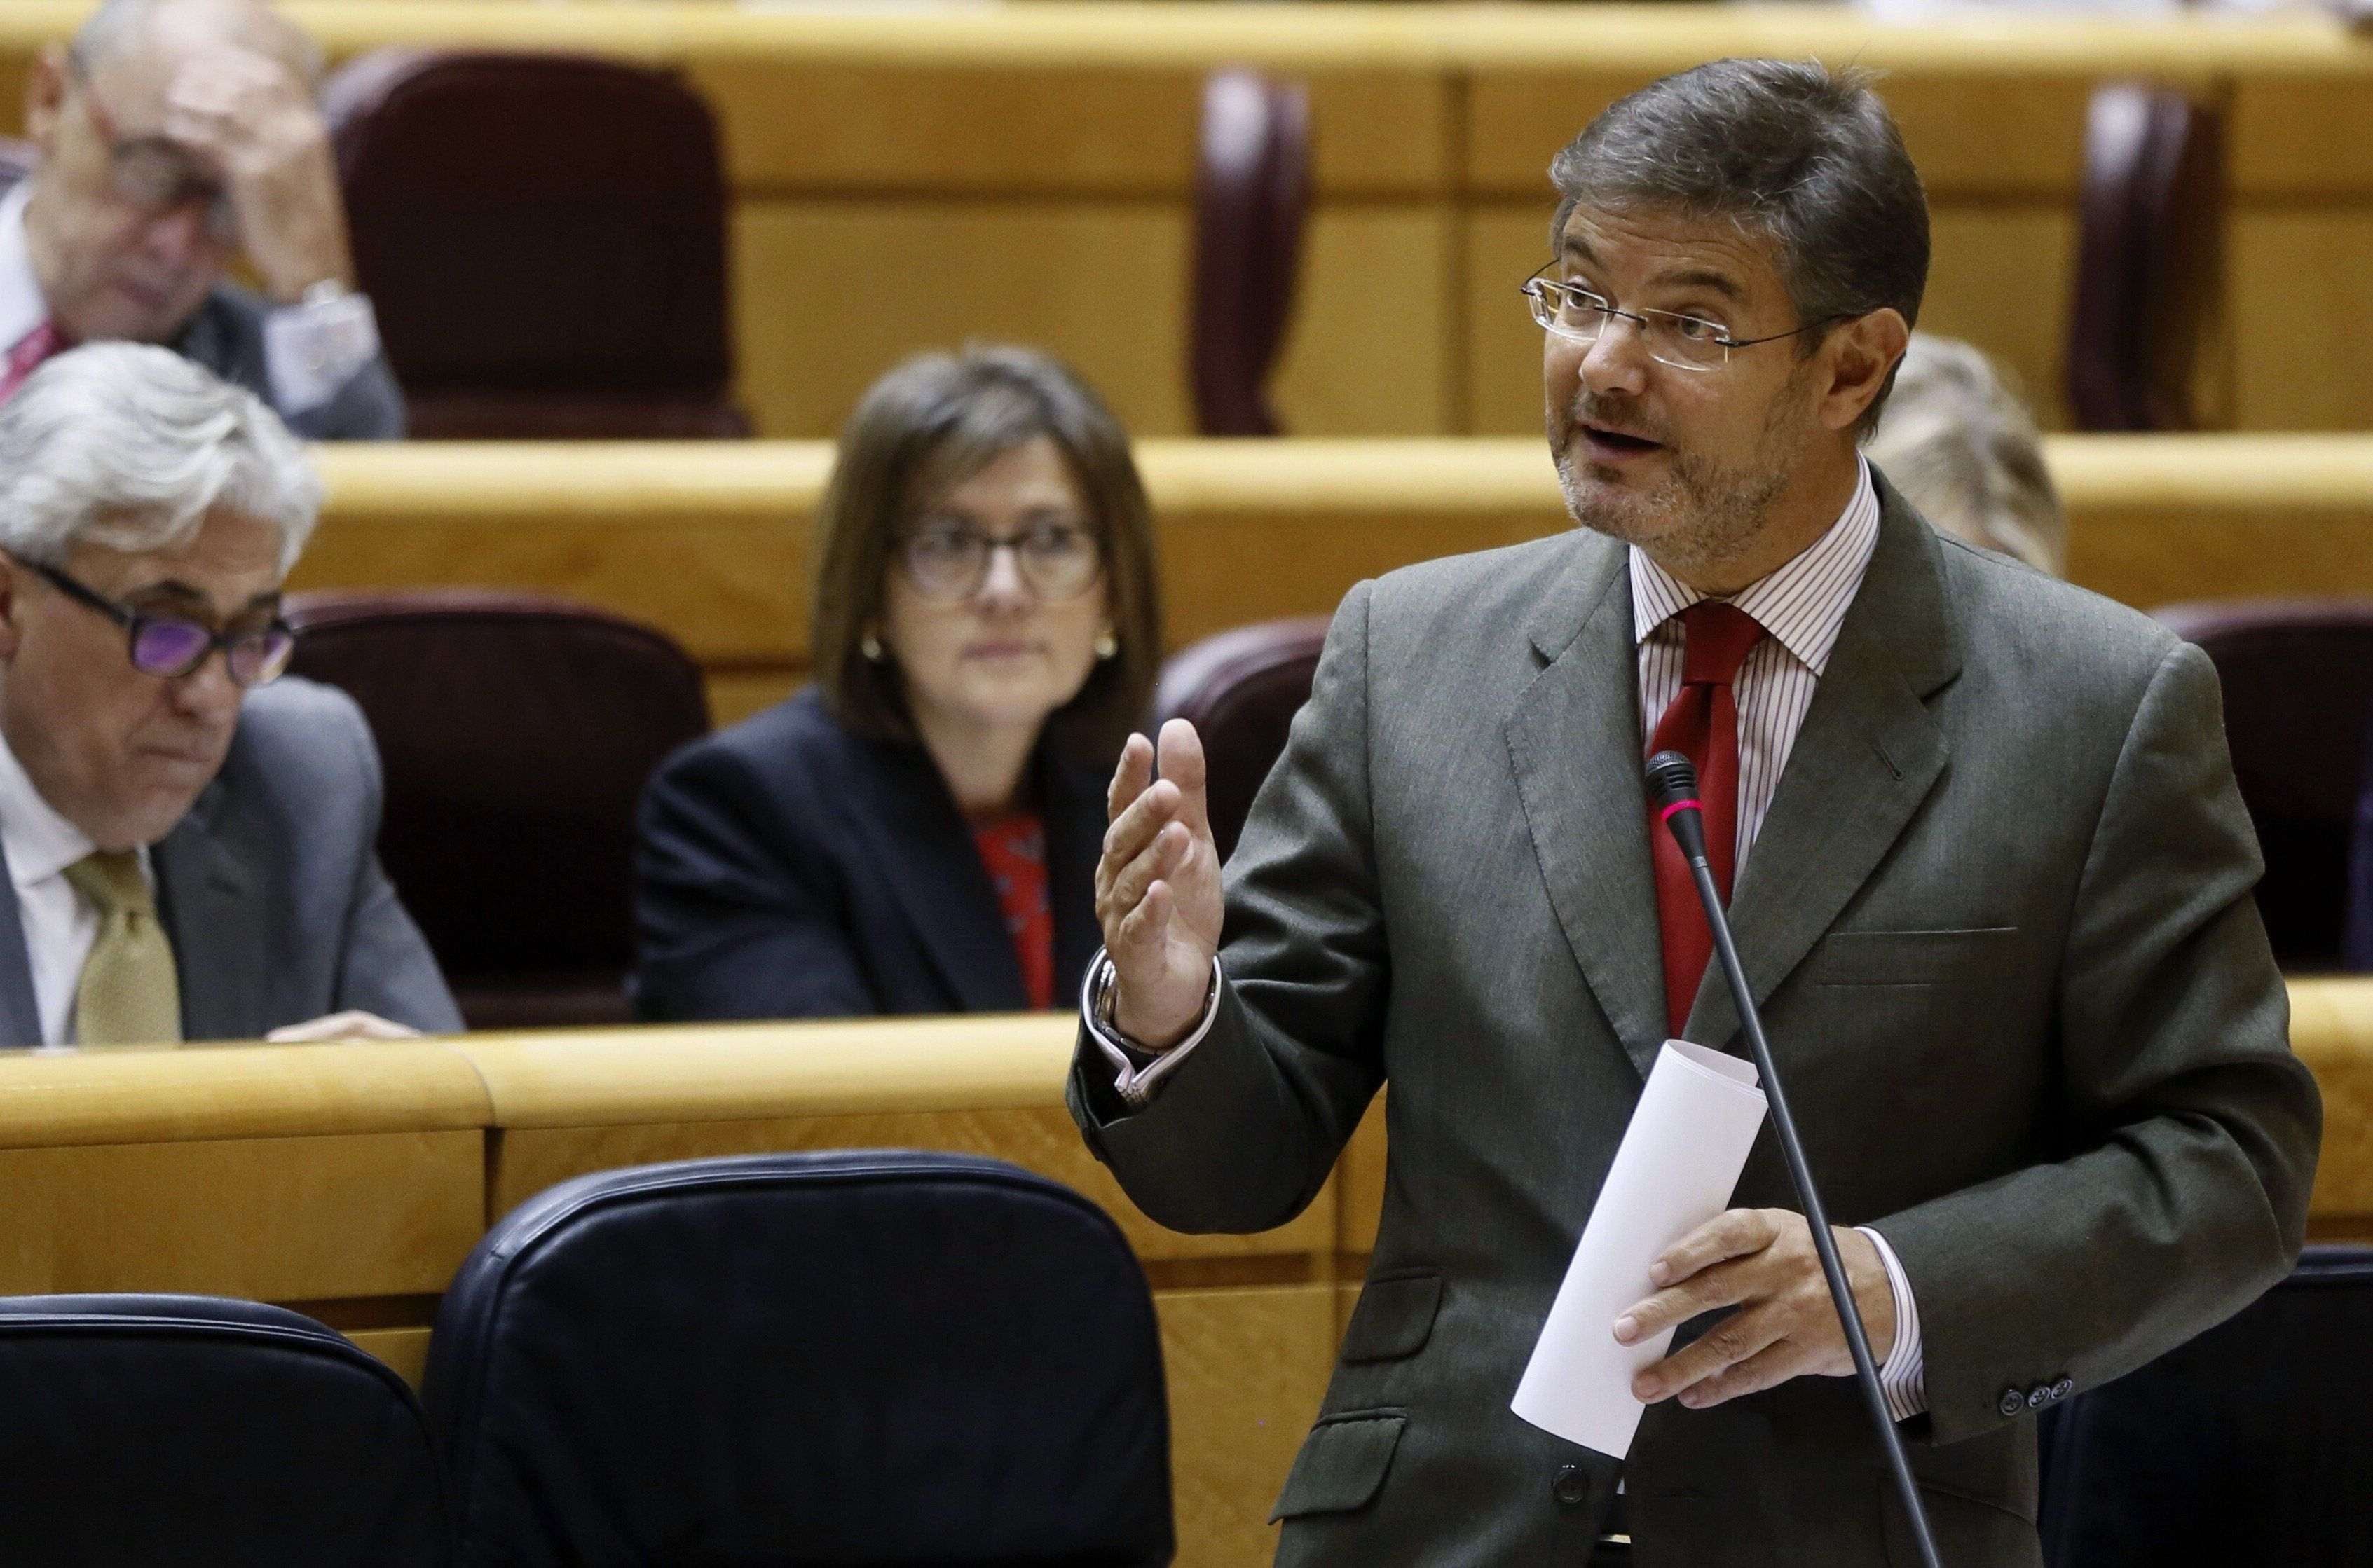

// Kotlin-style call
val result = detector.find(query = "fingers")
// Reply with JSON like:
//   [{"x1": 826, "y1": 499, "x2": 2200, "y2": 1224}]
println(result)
[
  {"x1": 1156, "y1": 718, "x2": 1214, "y2": 839},
  {"x1": 1667, "y1": 1338, "x2": 1817, "y2": 1410},
  {"x1": 1650, "y1": 1208, "x2": 1784, "y2": 1290},
  {"x1": 1629, "y1": 1306, "x2": 1786, "y2": 1404},
  {"x1": 1103, "y1": 820, "x2": 1190, "y2": 942},
  {"x1": 1614, "y1": 1209, "x2": 1784, "y2": 1343},
  {"x1": 1107, "y1": 732, "x2": 1154, "y2": 825}
]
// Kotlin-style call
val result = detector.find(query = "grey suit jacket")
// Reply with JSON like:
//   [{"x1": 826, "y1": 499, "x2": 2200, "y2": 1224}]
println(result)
[
  {"x1": 0, "y1": 677, "x2": 460, "y2": 1046},
  {"x1": 1070, "y1": 479, "x2": 2321, "y2": 1567}
]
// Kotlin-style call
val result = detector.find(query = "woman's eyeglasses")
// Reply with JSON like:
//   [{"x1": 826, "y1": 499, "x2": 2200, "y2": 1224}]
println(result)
[{"x1": 894, "y1": 521, "x2": 1105, "y2": 603}]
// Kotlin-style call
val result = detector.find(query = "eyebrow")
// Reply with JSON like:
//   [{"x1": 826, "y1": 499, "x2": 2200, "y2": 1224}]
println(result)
[{"x1": 1557, "y1": 238, "x2": 1746, "y2": 305}]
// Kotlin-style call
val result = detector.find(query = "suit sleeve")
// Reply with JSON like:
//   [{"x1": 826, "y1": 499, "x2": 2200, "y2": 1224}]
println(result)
[
  {"x1": 632, "y1": 738, "x2": 878, "y2": 1021},
  {"x1": 329, "y1": 701, "x2": 462, "y2": 1032},
  {"x1": 278, "y1": 352, "x2": 406, "y2": 441},
  {"x1": 1875, "y1": 641, "x2": 2322, "y2": 1444},
  {"x1": 1067, "y1": 581, "x2": 1390, "y2": 1233}
]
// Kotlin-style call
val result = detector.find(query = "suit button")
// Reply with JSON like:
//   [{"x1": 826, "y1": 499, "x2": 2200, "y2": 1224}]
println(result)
[
  {"x1": 2052, "y1": 1377, "x2": 2074, "y2": 1400},
  {"x1": 2026, "y1": 1386, "x2": 2051, "y2": 1411},
  {"x1": 1998, "y1": 1388, "x2": 2025, "y2": 1417},
  {"x1": 1553, "y1": 1465, "x2": 1589, "y2": 1506}
]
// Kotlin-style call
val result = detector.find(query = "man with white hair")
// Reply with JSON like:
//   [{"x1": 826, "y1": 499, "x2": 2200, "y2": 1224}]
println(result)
[
  {"x1": 1, "y1": 0, "x2": 399, "y2": 437},
  {"x1": 0, "y1": 342, "x2": 455, "y2": 1046}
]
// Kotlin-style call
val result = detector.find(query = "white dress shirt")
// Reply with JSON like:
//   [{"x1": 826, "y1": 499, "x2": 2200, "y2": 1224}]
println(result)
[
  {"x1": 1087, "y1": 458, "x2": 1928, "y2": 1418},
  {"x1": 0, "y1": 727, "x2": 153, "y2": 1049},
  {"x1": 0, "y1": 179, "x2": 378, "y2": 414}
]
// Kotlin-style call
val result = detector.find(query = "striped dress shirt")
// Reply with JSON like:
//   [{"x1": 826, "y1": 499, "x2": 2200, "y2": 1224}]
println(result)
[
  {"x1": 1091, "y1": 456, "x2": 1928, "y2": 1419},
  {"x1": 1629, "y1": 458, "x2": 1926, "y2": 1422}
]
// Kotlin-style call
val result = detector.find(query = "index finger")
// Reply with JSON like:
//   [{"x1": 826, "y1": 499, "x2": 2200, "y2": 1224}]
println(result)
[
  {"x1": 1649, "y1": 1208, "x2": 1780, "y2": 1289},
  {"x1": 1107, "y1": 732, "x2": 1155, "y2": 825}
]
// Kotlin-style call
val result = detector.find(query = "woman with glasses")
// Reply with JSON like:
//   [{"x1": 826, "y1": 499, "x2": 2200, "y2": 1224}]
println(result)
[{"x1": 634, "y1": 345, "x2": 1162, "y2": 1022}]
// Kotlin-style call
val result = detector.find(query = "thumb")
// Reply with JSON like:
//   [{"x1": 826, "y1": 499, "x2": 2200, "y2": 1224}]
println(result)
[{"x1": 1156, "y1": 718, "x2": 1213, "y2": 842}]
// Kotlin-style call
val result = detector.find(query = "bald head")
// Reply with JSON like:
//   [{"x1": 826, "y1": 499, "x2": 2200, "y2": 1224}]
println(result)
[{"x1": 71, "y1": 0, "x2": 320, "y2": 86}]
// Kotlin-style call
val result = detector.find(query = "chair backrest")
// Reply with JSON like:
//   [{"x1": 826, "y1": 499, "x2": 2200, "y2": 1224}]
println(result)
[
  {"x1": 424, "y1": 1150, "x2": 1174, "y2": 1567},
  {"x1": 1156, "y1": 617, "x2": 1330, "y2": 861},
  {"x1": 323, "y1": 49, "x2": 747, "y2": 439},
  {"x1": 0, "y1": 1294, "x2": 449, "y2": 1564},
  {"x1": 2037, "y1": 1245, "x2": 2373, "y2": 1566},
  {"x1": 2153, "y1": 599, "x2": 2373, "y2": 970},
  {"x1": 285, "y1": 591, "x2": 710, "y2": 1027},
  {"x1": 1191, "y1": 69, "x2": 1311, "y2": 437},
  {"x1": 2067, "y1": 84, "x2": 2223, "y2": 432}
]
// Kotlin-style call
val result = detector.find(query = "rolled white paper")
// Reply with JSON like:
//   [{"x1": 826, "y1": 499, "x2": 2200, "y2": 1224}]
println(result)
[{"x1": 1511, "y1": 1038, "x2": 1768, "y2": 1458}]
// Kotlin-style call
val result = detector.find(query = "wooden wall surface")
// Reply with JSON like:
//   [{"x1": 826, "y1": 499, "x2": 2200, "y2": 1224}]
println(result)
[
  {"x1": 0, "y1": 981, "x2": 2367, "y2": 1565},
  {"x1": 295, "y1": 434, "x2": 2373, "y2": 724},
  {"x1": 3, "y1": 4, "x2": 2370, "y2": 434}
]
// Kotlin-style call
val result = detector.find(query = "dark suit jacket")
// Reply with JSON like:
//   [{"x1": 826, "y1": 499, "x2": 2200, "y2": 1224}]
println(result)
[
  {"x1": 1069, "y1": 478, "x2": 2322, "y2": 1567},
  {"x1": 0, "y1": 165, "x2": 404, "y2": 441},
  {"x1": 634, "y1": 687, "x2": 1107, "y2": 1021},
  {"x1": 0, "y1": 678, "x2": 461, "y2": 1045}
]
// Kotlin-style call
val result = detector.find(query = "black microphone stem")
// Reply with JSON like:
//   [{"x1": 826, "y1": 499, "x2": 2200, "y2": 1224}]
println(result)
[{"x1": 1682, "y1": 848, "x2": 1945, "y2": 1568}]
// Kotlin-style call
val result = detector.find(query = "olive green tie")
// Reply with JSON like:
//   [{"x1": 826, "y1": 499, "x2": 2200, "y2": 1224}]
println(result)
[{"x1": 63, "y1": 850, "x2": 182, "y2": 1045}]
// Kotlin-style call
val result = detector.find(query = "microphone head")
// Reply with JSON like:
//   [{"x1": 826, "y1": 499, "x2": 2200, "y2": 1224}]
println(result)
[{"x1": 1645, "y1": 750, "x2": 1700, "y2": 813}]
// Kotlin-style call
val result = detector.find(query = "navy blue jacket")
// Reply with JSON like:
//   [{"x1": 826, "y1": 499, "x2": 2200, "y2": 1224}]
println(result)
[{"x1": 633, "y1": 687, "x2": 1107, "y2": 1021}]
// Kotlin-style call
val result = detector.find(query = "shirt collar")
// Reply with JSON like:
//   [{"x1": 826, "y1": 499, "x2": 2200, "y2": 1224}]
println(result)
[
  {"x1": 0, "y1": 722, "x2": 96, "y2": 890},
  {"x1": 1629, "y1": 456, "x2": 1882, "y2": 678},
  {"x1": 0, "y1": 181, "x2": 48, "y2": 357}
]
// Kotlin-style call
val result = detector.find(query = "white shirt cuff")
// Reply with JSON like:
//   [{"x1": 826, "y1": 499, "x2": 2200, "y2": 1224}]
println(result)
[
  {"x1": 1858, "y1": 1225, "x2": 1927, "y2": 1420},
  {"x1": 1079, "y1": 950, "x2": 1222, "y2": 1109},
  {"x1": 263, "y1": 288, "x2": 382, "y2": 415}
]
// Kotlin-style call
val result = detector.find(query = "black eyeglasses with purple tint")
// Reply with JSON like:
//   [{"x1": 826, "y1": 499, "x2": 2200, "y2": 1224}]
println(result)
[{"x1": 34, "y1": 563, "x2": 294, "y2": 687}]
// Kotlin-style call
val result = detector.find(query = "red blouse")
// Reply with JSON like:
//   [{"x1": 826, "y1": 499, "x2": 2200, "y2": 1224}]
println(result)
[{"x1": 972, "y1": 812, "x2": 1055, "y2": 1010}]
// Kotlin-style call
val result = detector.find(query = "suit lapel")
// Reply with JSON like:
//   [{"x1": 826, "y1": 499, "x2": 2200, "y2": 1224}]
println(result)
[
  {"x1": 0, "y1": 842, "x2": 45, "y2": 1047},
  {"x1": 153, "y1": 786, "x2": 267, "y2": 1042},
  {"x1": 1682, "y1": 482, "x2": 1962, "y2": 1047},
  {"x1": 848, "y1": 736, "x2": 1030, "y2": 1013},
  {"x1": 1505, "y1": 536, "x2": 1670, "y2": 1081}
]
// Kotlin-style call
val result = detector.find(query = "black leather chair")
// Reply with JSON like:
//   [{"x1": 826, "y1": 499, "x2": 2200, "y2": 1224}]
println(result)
[
  {"x1": 425, "y1": 1150, "x2": 1174, "y2": 1566},
  {"x1": 285, "y1": 590, "x2": 711, "y2": 1028},
  {"x1": 2037, "y1": 1246, "x2": 2373, "y2": 1567},
  {"x1": 2346, "y1": 712, "x2": 2373, "y2": 970},
  {"x1": 1191, "y1": 69, "x2": 1311, "y2": 436},
  {"x1": 0, "y1": 1294, "x2": 449, "y2": 1564},
  {"x1": 1156, "y1": 617, "x2": 1329, "y2": 861},
  {"x1": 2152, "y1": 599, "x2": 2373, "y2": 970}
]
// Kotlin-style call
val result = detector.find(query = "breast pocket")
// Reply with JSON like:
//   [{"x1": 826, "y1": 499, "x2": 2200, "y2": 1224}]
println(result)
[{"x1": 1802, "y1": 927, "x2": 2020, "y2": 988}]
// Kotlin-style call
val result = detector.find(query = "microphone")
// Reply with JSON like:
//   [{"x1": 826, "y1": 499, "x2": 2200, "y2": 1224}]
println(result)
[{"x1": 1645, "y1": 750, "x2": 1945, "y2": 1568}]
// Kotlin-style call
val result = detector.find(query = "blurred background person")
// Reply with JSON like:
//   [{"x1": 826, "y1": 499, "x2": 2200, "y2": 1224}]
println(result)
[
  {"x1": 635, "y1": 345, "x2": 1163, "y2": 1022},
  {"x1": 0, "y1": 343, "x2": 456, "y2": 1047},
  {"x1": 2, "y1": 0, "x2": 400, "y2": 438},
  {"x1": 1866, "y1": 331, "x2": 2069, "y2": 576}
]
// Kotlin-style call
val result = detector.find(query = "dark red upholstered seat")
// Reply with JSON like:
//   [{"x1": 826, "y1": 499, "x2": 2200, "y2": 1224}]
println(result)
[
  {"x1": 322, "y1": 50, "x2": 747, "y2": 439},
  {"x1": 2068, "y1": 85, "x2": 2222, "y2": 432},
  {"x1": 2153, "y1": 598, "x2": 2373, "y2": 971},
  {"x1": 284, "y1": 591, "x2": 711, "y2": 1027},
  {"x1": 1154, "y1": 617, "x2": 1329, "y2": 862},
  {"x1": 1191, "y1": 69, "x2": 1311, "y2": 437}
]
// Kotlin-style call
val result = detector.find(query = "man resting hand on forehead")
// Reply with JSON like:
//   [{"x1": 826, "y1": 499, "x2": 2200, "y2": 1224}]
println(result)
[
  {"x1": 0, "y1": 343, "x2": 456, "y2": 1048},
  {"x1": 1, "y1": 0, "x2": 399, "y2": 438}
]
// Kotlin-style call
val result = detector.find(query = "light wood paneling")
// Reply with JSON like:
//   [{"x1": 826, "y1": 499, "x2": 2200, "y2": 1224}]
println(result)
[
  {"x1": 1155, "y1": 1283, "x2": 1335, "y2": 1568},
  {"x1": 2233, "y1": 76, "x2": 2373, "y2": 199},
  {"x1": 1270, "y1": 206, "x2": 1458, "y2": 437},
  {"x1": 2230, "y1": 214, "x2": 2373, "y2": 432},
  {"x1": 1919, "y1": 207, "x2": 2080, "y2": 434},
  {"x1": 1463, "y1": 207, "x2": 1552, "y2": 438},
  {"x1": 489, "y1": 1110, "x2": 1339, "y2": 1265},
  {"x1": 1336, "y1": 1093, "x2": 1388, "y2": 1260},
  {"x1": 347, "y1": 1326, "x2": 434, "y2": 1389},
  {"x1": 2283, "y1": 979, "x2": 2373, "y2": 1230},
  {"x1": 0, "y1": 1129, "x2": 482, "y2": 1300}
]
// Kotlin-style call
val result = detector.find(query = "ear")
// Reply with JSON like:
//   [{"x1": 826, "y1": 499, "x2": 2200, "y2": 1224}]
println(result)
[
  {"x1": 0, "y1": 555, "x2": 27, "y2": 663},
  {"x1": 23, "y1": 44, "x2": 70, "y2": 154},
  {"x1": 1816, "y1": 308, "x2": 1911, "y2": 434}
]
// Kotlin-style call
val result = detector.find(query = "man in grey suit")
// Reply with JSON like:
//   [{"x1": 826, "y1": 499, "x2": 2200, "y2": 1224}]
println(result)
[
  {"x1": 1076, "y1": 61, "x2": 2320, "y2": 1566},
  {"x1": 0, "y1": 0, "x2": 400, "y2": 439},
  {"x1": 0, "y1": 341, "x2": 456, "y2": 1047}
]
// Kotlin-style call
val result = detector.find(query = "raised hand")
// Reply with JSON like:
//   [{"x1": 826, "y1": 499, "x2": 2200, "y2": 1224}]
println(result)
[
  {"x1": 161, "y1": 45, "x2": 353, "y2": 301},
  {"x1": 1094, "y1": 718, "x2": 1224, "y2": 1047}
]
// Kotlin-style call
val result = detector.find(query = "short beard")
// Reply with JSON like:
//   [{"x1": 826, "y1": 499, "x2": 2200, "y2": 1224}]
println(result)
[{"x1": 1551, "y1": 368, "x2": 1816, "y2": 582}]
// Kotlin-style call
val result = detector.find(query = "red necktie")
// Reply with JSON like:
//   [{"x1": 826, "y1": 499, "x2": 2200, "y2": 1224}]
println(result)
[
  {"x1": 0, "y1": 321, "x2": 64, "y2": 404},
  {"x1": 1648, "y1": 600, "x2": 1767, "y2": 1036}
]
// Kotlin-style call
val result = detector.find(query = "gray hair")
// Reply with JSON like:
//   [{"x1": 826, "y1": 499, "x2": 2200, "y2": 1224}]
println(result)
[
  {"x1": 71, "y1": 0, "x2": 324, "y2": 86},
  {"x1": 1866, "y1": 333, "x2": 2066, "y2": 577},
  {"x1": 0, "y1": 343, "x2": 322, "y2": 573},
  {"x1": 1548, "y1": 58, "x2": 1929, "y2": 432}
]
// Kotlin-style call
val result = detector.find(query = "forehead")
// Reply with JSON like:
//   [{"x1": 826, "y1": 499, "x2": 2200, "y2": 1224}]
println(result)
[
  {"x1": 929, "y1": 435, "x2": 1086, "y2": 514},
  {"x1": 69, "y1": 507, "x2": 286, "y2": 599},
  {"x1": 1555, "y1": 203, "x2": 1790, "y2": 304}
]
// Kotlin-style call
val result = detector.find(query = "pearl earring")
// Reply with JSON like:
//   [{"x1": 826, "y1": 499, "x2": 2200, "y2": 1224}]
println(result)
[
  {"x1": 1094, "y1": 629, "x2": 1118, "y2": 660},
  {"x1": 860, "y1": 632, "x2": 884, "y2": 661}
]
